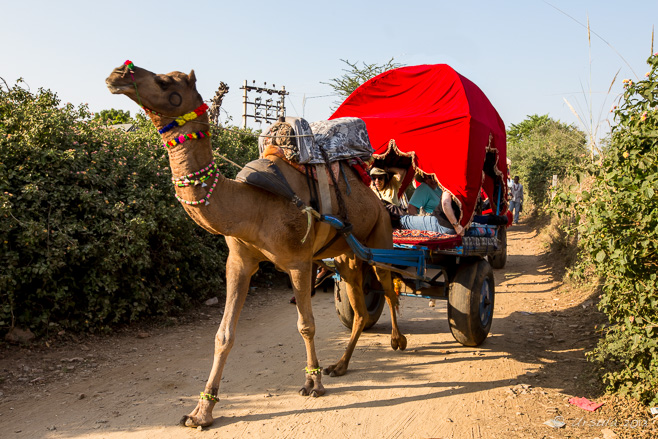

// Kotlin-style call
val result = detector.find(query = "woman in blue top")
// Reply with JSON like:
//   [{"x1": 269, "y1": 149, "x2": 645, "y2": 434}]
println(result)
[
  {"x1": 399, "y1": 173, "x2": 465, "y2": 236},
  {"x1": 407, "y1": 173, "x2": 442, "y2": 215}
]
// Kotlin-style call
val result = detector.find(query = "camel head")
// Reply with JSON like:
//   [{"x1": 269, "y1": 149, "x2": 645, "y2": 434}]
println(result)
[{"x1": 106, "y1": 61, "x2": 203, "y2": 115}]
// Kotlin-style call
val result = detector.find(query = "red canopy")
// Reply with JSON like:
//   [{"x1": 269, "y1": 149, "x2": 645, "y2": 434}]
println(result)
[{"x1": 330, "y1": 64, "x2": 508, "y2": 226}]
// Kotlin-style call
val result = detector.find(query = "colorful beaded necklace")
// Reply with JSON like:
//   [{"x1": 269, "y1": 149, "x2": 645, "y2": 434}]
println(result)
[
  {"x1": 157, "y1": 103, "x2": 209, "y2": 134},
  {"x1": 142, "y1": 106, "x2": 165, "y2": 117},
  {"x1": 164, "y1": 130, "x2": 211, "y2": 149},
  {"x1": 171, "y1": 161, "x2": 220, "y2": 206}
]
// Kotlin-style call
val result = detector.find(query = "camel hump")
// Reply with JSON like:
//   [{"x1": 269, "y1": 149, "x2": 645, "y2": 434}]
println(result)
[
  {"x1": 236, "y1": 159, "x2": 304, "y2": 209},
  {"x1": 259, "y1": 117, "x2": 374, "y2": 165}
]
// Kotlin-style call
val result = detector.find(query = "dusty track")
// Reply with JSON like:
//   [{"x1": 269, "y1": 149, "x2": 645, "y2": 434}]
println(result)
[{"x1": 1, "y1": 221, "x2": 655, "y2": 438}]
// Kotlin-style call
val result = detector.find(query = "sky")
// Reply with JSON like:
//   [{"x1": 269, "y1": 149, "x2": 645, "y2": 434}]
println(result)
[{"x1": 1, "y1": 0, "x2": 657, "y2": 145}]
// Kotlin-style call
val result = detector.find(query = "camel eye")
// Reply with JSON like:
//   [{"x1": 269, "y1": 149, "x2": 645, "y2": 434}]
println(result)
[{"x1": 169, "y1": 92, "x2": 182, "y2": 107}]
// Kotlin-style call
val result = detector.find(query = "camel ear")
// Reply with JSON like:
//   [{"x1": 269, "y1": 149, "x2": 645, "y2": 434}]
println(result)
[
  {"x1": 188, "y1": 70, "x2": 197, "y2": 86},
  {"x1": 154, "y1": 74, "x2": 172, "y2": 90}
]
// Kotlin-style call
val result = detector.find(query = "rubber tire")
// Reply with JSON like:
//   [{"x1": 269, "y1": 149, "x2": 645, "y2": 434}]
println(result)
[
  {"x1": 448, "y1": 259, "x2": 495, "y2": 346},
  {"x1": 489, "y1": 226, "x2": 508, "y2": 269},
  {"x1": 334, "y1": 267, "x2": 386, "y2": 331}
]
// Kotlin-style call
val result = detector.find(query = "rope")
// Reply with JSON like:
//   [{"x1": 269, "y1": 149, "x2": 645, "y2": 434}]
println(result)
[{"x1": 214, "y1": 152, "x2": 243, "y2": 170}]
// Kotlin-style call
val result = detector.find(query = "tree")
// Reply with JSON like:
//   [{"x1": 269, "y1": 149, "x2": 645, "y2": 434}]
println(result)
[
  {"x1": 94, "y1": 108, "x2": 132, "y2": 125},
  {"x1": 507, "y1": 114, "x2": 553, "y2": 143},
  {"x1": 507, "y1": 114, "x2": 588, "y2": 206},
  {"x1": 323, "y1": 58, "x2": 404, "y2": 108}
]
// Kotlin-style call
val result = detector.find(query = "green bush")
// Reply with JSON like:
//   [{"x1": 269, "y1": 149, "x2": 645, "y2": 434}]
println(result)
[
  {"x1": 0, "y1": 81, "x2": 259, "y2": 336},
  {"x1": 552, "y1": 54, "x2": 658, "y2": 404}
]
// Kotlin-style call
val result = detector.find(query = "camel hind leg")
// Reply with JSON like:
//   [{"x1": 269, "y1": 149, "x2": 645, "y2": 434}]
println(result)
[
  {"x1": 367, "y1": 216, "x2": 407, "y2": 352},
  {"x1": 323, "y1": 216, "x2": 408, "y2": 377},
  {"x1": 372, "y1": 266, "x2": 407, "y2": 351},
  {"x1": 323, "y1": 254, "x2": 368, "y2": 377}
]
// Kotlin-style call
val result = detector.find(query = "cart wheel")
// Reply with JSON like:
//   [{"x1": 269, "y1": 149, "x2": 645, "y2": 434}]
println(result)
[
  {"x1": 334, "y1": 267, "x2": 386, "y2": 331},
  {"x1": 489, "y1": 226, "x2": 507, "y2": 269},
  {"x1": 448, "y1": 259, "x2": 495, "y2": 346}
]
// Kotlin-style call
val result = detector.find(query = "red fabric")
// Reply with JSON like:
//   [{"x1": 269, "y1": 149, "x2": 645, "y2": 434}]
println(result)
[
  {"x1": 347, "y1": 158, "x2": 372, "y2": 186},
  {"x1": 330, "y1": 64, "x2": 507, "y2": 226},
  {"x1": 568, "y1": 397, "x2": 604, "y2": 412}
]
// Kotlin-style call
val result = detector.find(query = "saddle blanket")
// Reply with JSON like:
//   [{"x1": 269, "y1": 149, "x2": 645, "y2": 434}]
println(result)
[
  {"x1": 259, "y1": 117, "x2": 374, "y2": 164},
  {"x1": 263, "y1": 145, "x2": 371, "y2": 187}
]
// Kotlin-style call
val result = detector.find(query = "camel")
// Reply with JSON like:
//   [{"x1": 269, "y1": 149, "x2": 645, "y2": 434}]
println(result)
[{"x1": 105, "y1": 61, "x2": 407, "y2": 428}]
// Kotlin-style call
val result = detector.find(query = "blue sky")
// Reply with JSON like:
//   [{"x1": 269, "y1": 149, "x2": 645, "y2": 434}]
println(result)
[{"x1": 2, "y1": 0, "x2": 656, "y2": 144}]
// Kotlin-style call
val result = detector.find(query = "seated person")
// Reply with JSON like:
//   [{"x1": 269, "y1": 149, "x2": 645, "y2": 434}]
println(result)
[
  {"x1": 399, "y1": 173, "x2": 465, "y2": 236},
  {"x1": 406, "y1": 173, "x2": 442, "y2": 215},
  {"x1": 370, "y1": 166, "x2": 406, "y2": 206}
]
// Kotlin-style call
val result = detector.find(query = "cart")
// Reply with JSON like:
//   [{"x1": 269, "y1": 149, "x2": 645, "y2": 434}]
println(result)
[{"x1": 325, "y1": 64, "x2": 510, "y2": 347}]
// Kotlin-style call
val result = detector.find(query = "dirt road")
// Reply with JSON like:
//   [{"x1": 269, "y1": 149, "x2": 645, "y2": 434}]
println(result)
[{"x1": 1, "y1": 222, "x2": 655, "y2": 438}]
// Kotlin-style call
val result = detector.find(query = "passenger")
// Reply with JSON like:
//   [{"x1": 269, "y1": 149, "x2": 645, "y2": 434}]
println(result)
[
  {"x1": 407, "y1": 173, "x2": 442, "y2": 215},
  {"x1": 370, "y1": 166, "x2": 406, "y2": 206},
  {"x1": 399, "y1": 173, "x2": 465, "y2": 236},
  {"x1": 400, "y1": 191, "x2": 465, "y2": 236}
]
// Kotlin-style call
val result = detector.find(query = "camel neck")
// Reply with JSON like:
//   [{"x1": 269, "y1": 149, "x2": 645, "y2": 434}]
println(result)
[
  {"x1": 154, "y1": 115, "x2": 242, "y2": 236},
  {"x1": 154, "y1": 112, "x2": 214, "y2": 175},
  {"x1": 150, "y1": 111, "x2": 256, "y2": 238}
]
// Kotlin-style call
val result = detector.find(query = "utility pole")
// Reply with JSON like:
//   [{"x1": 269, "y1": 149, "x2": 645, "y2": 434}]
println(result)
[{"x1": 241, "y1": 80, "x2": 288, "y2": 129}]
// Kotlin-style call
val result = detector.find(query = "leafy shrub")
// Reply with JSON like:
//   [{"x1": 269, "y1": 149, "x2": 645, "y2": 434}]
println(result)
[
  {"x1": 0, "y1": 81, "x2": 259, "y2": 336},
  {"x1": 552, "y1": 54, "x2": 658, "y2": 404}
]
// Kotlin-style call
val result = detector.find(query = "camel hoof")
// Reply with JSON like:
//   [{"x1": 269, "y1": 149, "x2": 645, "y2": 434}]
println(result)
[
  {"x1": 330, "y1": 368, "x2": 346, "y2": 377},
  {"x1": 299, "y1": 387, "x2": 309, "y2": 396},
  {"x1": 180, "y1": 414, "x2": 213, "y2": 428},
  {"x1": 391, "y1": 335, "x2": 408, "y2": 351},
  {"x1": 310, "y1": 389, "x2": 325, "y2": 398},
  {"x1": 324, "y1": 364, "x2": 346, "y2": 377}
]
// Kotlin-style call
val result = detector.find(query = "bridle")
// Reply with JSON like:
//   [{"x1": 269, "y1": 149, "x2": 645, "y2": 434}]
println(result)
[
  {"x1": 123, "y1": 60, "x2": 217, "y2": 207},
  {"x1": 123, "y1": 60, "x2": 209, "y2": 135}
]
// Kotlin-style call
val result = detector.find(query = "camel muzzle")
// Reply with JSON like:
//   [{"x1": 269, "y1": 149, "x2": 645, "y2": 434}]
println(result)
[{"x1": 105, "y1": 81, "x2": 133, "y2": 94}]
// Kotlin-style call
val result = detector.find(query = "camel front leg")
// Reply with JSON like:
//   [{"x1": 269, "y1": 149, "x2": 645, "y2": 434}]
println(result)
[
  {"x1": 181, "y1": 243, "x2": 260, "y2": 428},
  {"x1": 290, "y1": 265, "x2": 325, "y2": 397},
  {"x1": 323, "y1": 255, "x2": 367, "y2": 377},
  {"x1": 373, "y1": 267, "x2": 407, "y2": 351}
]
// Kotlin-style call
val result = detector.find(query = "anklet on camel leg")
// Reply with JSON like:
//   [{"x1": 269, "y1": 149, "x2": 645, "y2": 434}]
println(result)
[
  {"x1": 300, "y1": 366, "x2": 325, "y2": 397},
  {"x1": 304, "y1": 366, "x2": 322, "y2": 376},
  {"x1": 199, "y1": 391, "x2": 220, "y2": 403}
]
